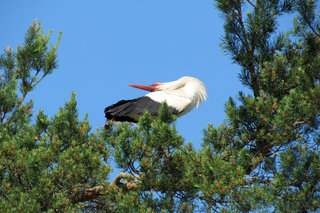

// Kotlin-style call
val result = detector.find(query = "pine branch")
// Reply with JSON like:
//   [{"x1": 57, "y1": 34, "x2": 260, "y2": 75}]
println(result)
[{"x1": 235, "y1": 1, "x2": 250, "y2": 53}]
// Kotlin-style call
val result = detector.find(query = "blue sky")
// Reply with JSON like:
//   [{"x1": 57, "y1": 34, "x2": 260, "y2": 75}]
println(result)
[{"x1": 2, "y1": 0, "x2": 247, "y2": 150}]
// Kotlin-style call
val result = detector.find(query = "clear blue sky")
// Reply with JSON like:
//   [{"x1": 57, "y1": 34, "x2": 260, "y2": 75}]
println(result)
[{"x1": 2, "y1": 1, "x2": 256, "y2": 148}]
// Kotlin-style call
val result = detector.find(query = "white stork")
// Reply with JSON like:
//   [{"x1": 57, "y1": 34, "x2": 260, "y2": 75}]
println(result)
[{"x1": 104, "y1": 76, "x2": 207, "y2": 122}]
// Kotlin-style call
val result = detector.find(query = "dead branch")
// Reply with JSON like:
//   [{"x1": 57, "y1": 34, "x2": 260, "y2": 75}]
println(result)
[
  {"x1": 110, "y1": 172, "x2": 140, "y2": 190},
  {"x1": 293, "y1": 120, "x2": 305, "y2": 127},
  {"x1": 70, "y1": 172, "x2": 140, "y2": 203}
]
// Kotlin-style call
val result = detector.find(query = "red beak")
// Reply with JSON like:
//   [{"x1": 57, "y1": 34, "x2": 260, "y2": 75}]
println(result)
[{"x1": 128, "y1": 84, "x2": 157, "y2": 92}]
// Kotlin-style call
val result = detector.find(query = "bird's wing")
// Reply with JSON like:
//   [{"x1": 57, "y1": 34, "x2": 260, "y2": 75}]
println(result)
[{"x1": 105, "y1": 96, "x2": 179, "y2": 122}]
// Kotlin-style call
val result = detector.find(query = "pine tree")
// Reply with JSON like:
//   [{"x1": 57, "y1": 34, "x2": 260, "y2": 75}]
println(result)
[
  {"x1": 198, "y1": 0, "x2": 320, "y2": 212},
  {"x1": 0, "y1": 20, "x2": 111, "y2": 212},
  {"x1": 1, "y1": 0, "x2": 320, "y2": 212}
]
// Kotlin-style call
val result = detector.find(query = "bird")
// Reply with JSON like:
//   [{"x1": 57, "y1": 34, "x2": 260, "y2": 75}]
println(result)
[{"x1": 104, "y1": 76, "x2": 207, "y2": 122}]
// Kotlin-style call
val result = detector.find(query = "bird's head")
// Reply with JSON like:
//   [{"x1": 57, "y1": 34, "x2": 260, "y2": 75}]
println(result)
[
  {"x1": 128, "y1": 82, "x2": 165, "y2": 92},
  {"x1": 129, "y1": 76, "x2": 194, "y2": 92},
  {"x1": 128, "y1": 76, "x2": 201, "y2": 92}
]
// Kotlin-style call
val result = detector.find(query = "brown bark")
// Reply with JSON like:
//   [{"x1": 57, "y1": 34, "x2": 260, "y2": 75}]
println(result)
[{"x1": 70, "y1": 172, "x2": 140, "y2": 203}]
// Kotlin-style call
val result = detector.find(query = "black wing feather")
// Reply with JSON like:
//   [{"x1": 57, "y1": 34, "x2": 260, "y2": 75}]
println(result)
[{"x1": 104, "y1": 96, "x2": 177, "y2": 122}]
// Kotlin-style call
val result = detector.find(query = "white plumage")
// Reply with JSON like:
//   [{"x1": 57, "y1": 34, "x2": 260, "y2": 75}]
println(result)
[
  {"x1": 146, "y1": 76, "x2": 207, "y2": 117},
  {"x1": 105, "y1": 76, "x2": 207, "y2": 122}
]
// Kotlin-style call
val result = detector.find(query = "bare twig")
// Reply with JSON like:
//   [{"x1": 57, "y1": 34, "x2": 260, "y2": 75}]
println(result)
[
  {"x1": 293, "y1": 121, "x2": 305, "y2": 127},
  {"x1": 235, "y1": 2, "x2": 251, "y2": 53},
  {"x1": 31, "y1": 73, "x2": 48, "y2": 90},
  {"x1": 247, "y1": 0, "x2": 256, "y2": 8},
  {"x1": 305, "y1": 17, "x2": 320, "y2": 38}
]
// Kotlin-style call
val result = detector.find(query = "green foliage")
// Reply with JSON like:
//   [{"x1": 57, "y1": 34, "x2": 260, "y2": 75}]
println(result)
[
  {"x1": 198, "y1": 0, "x2": 320, "y2": 211},
  {"x1": 216, "y1": 0, "x2": 292, "y2": 97},
  {"x1": 0, "y1": 21, "x2": 110, "y2": 212}
]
